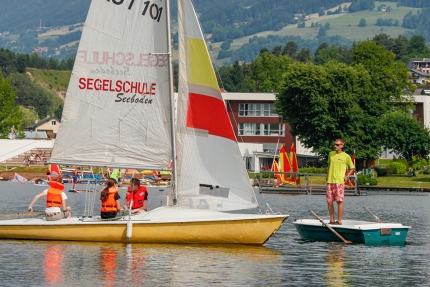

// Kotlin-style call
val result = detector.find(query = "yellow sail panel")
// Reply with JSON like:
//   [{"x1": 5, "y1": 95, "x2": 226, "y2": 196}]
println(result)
[{"x1": 187, "y1": 38, "x2": 218, "y2": 89}]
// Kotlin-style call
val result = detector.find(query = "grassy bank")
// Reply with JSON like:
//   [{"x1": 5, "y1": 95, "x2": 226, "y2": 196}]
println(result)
[
  {"x1": 250, "y1": 172, "x2": 430, "y2": 189},
  {"x1": 3, "y1": 166, "x2": 430, "y2": 189}
]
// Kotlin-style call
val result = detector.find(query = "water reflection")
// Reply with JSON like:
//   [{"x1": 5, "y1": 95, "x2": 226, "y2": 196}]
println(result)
[
  {"x1": 1, "y1": 182, "x2": 429, "y2": 286},
  {"x1": 44, "y1": 245, "x2": 63, "y2": 286},
  {"x1": 99, "y1": 247, "x2": 118, "y2": 287},
  {"x1": 323, "y1": 244, "x2": 349, "y2": 287},
  {"x1": 125, "y1": 244, "x2": 147, "y2": 285}
]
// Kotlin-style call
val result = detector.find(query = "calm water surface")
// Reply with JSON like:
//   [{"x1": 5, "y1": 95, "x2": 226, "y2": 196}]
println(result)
[{"x1": 0, "y1": 182, "x2": 429, "y2": 286}]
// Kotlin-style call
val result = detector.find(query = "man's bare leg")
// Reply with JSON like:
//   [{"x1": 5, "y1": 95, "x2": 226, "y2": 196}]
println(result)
[
  {"x1": 327, "y1": 201, "x2": 335, "y2": 223},
  {"x1": 337, "y1": 201, "x2": 344, "y2": 224}
]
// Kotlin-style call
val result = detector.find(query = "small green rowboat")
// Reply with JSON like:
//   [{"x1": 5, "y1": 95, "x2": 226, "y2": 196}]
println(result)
[{"x1": 293, "y1": 219, "x2": 410, "y2": 246}]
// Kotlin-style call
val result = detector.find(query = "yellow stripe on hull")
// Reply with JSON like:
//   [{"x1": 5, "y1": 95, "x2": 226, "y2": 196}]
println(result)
[{"x1": 0, "y1": 217, "x2": 286, "y2": 245}]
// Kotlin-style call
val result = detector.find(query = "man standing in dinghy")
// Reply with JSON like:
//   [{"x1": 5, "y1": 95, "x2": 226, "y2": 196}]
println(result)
[
  {"x1": 326, "y1": 138, "x2": 354, "y2": 225},
  {"x1": 28, "y1": 172, "x2": 72, "y2": 221},
  {"x1": 123, "y1": 178, "x2": 148, "y2": 214}
]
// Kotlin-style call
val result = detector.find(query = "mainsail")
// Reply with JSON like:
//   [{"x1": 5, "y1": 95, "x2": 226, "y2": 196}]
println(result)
[
  {"x1": 176, "y1": 0, "x2": 258, "y2": 211},
  {"x1": 50, "y1": 0, "x2": 172, "y2": 169}
]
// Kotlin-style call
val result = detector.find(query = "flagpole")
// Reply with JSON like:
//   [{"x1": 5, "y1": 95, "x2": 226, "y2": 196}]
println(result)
[{"x1": 271, "y1": 138, "x2": 280, "y2": 171}]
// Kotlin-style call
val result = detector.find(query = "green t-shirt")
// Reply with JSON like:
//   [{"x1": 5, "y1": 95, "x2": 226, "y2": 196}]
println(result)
[{"x1": 327, "y1": 151, "x2": 354, "y2": 184}]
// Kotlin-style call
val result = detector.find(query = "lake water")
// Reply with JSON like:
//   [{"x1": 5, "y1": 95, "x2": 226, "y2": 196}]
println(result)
[{"x1": 0, "y1": 182, "x2": 429, "y2": 286}]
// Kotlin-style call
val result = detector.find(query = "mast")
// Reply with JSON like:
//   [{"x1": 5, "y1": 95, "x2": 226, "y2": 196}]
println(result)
[{"x1": 165, "y1": 0, "x2": 178, "y2": 206}]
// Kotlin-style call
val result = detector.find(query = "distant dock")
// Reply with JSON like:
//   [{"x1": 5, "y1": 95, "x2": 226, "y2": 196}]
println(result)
[{"x1": 255, "y1": 172, "x2": 429, "y2": 194}]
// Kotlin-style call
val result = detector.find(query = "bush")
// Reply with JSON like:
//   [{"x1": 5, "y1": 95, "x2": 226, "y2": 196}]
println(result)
[
  {"x1": 412, "y1": 156, "x2": 429, "y2": 170},
  {"x1": 374, "y1": 167, "x2": 387, "y2": 176},
  {"x1": 387, "y1": 162, "x2": 407, "y2": 174},
  {"x1": 357, "y1": 174, "x2": 378, "y2": 185}
]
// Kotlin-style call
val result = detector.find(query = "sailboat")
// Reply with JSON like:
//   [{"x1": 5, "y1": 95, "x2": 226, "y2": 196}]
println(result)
[{"x1": 0, "y1": 0, "x2": 288, "y2": 244}]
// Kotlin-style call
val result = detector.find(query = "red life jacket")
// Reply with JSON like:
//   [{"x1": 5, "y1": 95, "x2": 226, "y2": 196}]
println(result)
[
  {"x1": 46, "y1": 181, "x2": 65, "y2": 207},
  {"x1": 101, "y1": 187, "x2": 119, "y2": 212},
  {"x1": 126, "y1": 186, "x2": 147, "y2": 209}
]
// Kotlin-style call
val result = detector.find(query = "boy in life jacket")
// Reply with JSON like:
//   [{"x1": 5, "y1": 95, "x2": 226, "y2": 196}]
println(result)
[
  {"x1": 123, "y1": 178, "x2": 148, "y2": 214},
  {"x1": 100, "y1": 179, "x2": 121, "y2": 219},
  {"x1": 28, "y1": 173, "x2": 71, "y2": 221}
]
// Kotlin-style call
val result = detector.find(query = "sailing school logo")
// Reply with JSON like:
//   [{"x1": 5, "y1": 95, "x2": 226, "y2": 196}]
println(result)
[{"x1": 78, "y1": 78, "x2": 156, "y2": 104}]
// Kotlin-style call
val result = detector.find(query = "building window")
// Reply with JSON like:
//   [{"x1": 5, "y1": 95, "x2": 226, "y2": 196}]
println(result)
[
  {"x1": 263, "y1": 123, "x2": 284, "y2": 135},
  {"x1": 239, "y1": 103, "x2": 277, "y2": 117},
  {"x1": 238, "y1": 123, "x2": 256, "y2": 135},
  {"x1": 51, "y1": 121, "x2": 56, "y2": 125},
  {"x1": 238, "y1": 123, "x2": 284, "y2": 136}
]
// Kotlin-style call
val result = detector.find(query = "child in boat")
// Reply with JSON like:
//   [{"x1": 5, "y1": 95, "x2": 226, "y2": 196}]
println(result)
[
  {"x1": 123, "y1": 178, "x2": 148, "y2": 214},
  {"x1": 100, "y1": 179, "x2": 121, "y2": 219},
  {"x1": 27, "y1": 174, "x2": 72, "y2": 221}
]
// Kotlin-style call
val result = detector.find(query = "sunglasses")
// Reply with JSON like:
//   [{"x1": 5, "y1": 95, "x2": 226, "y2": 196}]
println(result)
[{"x1": 334, "y1": 143, "x2": 342, "y2": 146}]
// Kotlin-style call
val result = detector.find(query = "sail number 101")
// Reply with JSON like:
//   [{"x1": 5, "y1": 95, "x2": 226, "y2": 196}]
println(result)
[{"x1": 108, "y1": 0, "x2": 163, "y2": 22}]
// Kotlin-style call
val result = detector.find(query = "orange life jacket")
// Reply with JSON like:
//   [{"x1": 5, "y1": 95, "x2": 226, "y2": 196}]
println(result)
[
  {"x1": 101, "y1": 187, "x2": 119, "y2": 212},
  {"x1": 126, "y1": 186, "x2": 147, "y2": 209},
  {"x1": 46, "y1": 181, "x2": 65, "y2": 207}
]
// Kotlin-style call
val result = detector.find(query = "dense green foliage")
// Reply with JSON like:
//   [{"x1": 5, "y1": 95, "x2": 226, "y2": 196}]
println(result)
[
  {"x1": 357, "y1": 174, "x2": 378, "y2": 185},
  {"x1": 0, "y1": 0, "x2": 90, "y2": 33},
  {"x1": 0, "y1": 48, "x2": 73, "y2": 79},
  {"x1": 401, "y1": 8, "x2": 430, "y2": 42},
  {"x1": 387, "y1": 161, "x2": 408, "y2": 174},
  {"x1": 0, "y1": 71, "x2": 22, "y2": 138},
  {"x1": 274, "y1": 41, "x2": 416, "y2": 162},
  {"x1": 376, "y1": 112, "x2": 430, "y2": 165}
]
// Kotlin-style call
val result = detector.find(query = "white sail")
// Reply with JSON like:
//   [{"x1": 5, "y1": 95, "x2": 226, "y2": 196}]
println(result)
[
  {"x1": 50, "y1": 0, "x2": 172, "y2": 169},
  {"x1": 176, "y1": 0, "x2": 258, "y2": 211}
]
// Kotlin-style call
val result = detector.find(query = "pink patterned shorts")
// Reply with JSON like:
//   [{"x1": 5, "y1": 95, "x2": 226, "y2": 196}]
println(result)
[{"x1": 326, "y1": 184, "x2": 344, "y2": 203}]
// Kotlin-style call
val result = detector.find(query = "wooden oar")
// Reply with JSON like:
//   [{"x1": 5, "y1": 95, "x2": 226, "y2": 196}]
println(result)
[
  {"x1": 308, "y1": 209, "x2": 352, "y2": 244},
  {"x1": 363, "y1": 206, "x2": 383, "y2": 223},
  {"x1": 0, "y1": 213, "x2": 44, "y2": 219}
]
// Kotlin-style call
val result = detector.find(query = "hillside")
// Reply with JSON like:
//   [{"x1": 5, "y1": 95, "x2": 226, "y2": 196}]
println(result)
[
  {"x1": 26, "y1": 68, "x2": 71, "y2": 101},
  {"x1": 212, "y1": 1, "x2": 422, "y2": 66},
  {"x1": 0, "y1": 0, "x2": 428, "y2": 67}
]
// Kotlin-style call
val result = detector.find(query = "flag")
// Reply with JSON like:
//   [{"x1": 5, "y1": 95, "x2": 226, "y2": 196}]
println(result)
[
  {"x1": 48, "y1": 164, "x2": 62, "y2": 179},
  {"x1": 271, "y1": 160, "x2": 283, "y2": 186},
  {"x1": 290, "y1": 143, "x2": 300, "y2": 185},
  {"x1": 345, "y1": 154, "x2": 355, "y2": 187},
  {"x1": 279, "y1": 144, "x2": 296, "y2": 185}
]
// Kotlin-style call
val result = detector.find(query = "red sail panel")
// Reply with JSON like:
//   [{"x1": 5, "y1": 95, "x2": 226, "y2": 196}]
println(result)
[{"x1": 186, "y1": 92, "x2": 236, "y2": 141}]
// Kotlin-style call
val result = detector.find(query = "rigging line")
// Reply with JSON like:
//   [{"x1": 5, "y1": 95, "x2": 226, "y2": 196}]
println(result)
[{"x1": 226, "y1": 100, "x2": 244, "y2": 143}]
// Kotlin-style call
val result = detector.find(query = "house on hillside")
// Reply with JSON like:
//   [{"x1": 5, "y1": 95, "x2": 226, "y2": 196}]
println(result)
[
  {"x1": 26, "y1": 115, "x2": 60, "y2": 139},
  {"x1": 407, "y1": 58, "x2": 430, "y2": 85}
]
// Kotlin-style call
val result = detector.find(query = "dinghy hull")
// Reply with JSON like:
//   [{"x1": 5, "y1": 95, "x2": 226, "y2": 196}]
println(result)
[
  {"x1": 0, "y1": 207, "x2": 288, "y2": 245},
  {"x1": 293, "y1": 219, "x2": 410, "y2": 246}
]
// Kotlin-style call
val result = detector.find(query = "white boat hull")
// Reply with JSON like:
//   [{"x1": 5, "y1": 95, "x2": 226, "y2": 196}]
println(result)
[{"x1": 0, "y1": 207, "x2": 288, "y2": 245}]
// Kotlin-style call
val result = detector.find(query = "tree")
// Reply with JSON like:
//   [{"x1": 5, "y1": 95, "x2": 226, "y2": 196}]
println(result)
[
  {"x1": 296, "y1": 47, "x2": 311, "y2": 63},
  {"x1": 282, "y1": 41, "x2": 298, "y2": 57},
  {"x1": 0, "y1": 71, "x2": 23, "y2": 138},
  {"x1": 275, "y1": 61, "x2": 370, "y2": 158},
  {"x1": 276, "y1": 42, "x2": 415, "y2": 162},
  {"x1": 358, "y1": 18, "x2": 367, "y2": 27},
  {"x1": 244, "y1": 52, "x2": 292, "y2": 92},
  {"x1": 375, "y1": 112, "x2": 430, "y2": 166},
  {"x1": 10, "y1": 73, "x2": 54, "y2": 118},
  {"x1": 314, "y1": 46, "x2": 347, "y2": 65},
  {"x1": 220, "y1": 41, "x2": 231, "y2": 51},
  {"x1": 317, "y1": 27, "x2": 327, "y2": 38},
  {"x1": 19, "y1": 105, "x2": 38, "y2": 128}
]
